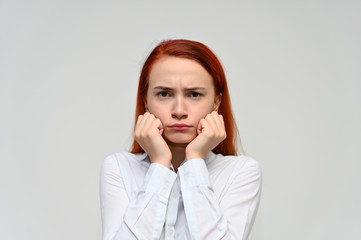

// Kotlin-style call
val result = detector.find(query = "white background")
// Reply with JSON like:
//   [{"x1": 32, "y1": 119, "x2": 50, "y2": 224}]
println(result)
[{"x1": 1, "y1": 0, "x2": 360, "y2": 239}]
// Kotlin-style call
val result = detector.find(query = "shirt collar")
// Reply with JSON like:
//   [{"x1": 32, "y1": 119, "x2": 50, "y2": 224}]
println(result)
[{"x1": 136, "y1": 152, "x2": 148, "y2": 162}]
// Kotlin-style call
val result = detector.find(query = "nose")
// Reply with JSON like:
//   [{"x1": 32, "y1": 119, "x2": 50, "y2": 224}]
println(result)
[{"x1": 171, "y1": 95, "x2": 188, "y2": 120}]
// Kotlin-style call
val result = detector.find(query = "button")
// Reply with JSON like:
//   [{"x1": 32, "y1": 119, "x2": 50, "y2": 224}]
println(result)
[
  {"x1": 167, "y1": 228, "x2": 174, "y2": 235},
  {"x1": 172, "y1": 193, "x2": 178, "y2": 199}
]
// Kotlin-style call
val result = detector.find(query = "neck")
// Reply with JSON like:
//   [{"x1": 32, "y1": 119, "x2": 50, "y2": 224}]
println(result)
[{"x1": 166, "y1": 141, "x2": 187, "y2": 173}]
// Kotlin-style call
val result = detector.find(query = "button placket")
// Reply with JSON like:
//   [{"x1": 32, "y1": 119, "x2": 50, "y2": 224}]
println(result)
[{"x1": 164, "y1": 177, "x2": 180, "y2": 239}]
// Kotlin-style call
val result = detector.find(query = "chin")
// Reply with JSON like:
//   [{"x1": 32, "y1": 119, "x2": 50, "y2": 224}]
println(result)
[{"x1": 164, "y1": 132, "x2": 196, "y2": 145}]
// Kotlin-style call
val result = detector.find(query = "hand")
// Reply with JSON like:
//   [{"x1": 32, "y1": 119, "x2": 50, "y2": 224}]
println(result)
[
  {"x1": 185, "y1": 111, "x2": 226, "y2": 161},
  {"x1": 134, "y1": 112, "x2": 172, "y2": 168}
]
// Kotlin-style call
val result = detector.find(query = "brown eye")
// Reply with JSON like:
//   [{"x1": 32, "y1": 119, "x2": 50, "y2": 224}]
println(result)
[
  {"x1": 190, "y1": 92, "x2": 202, "y2": 98},
  {"x1": 157, "y1": 91, "x2": 169, "y2": 98}
]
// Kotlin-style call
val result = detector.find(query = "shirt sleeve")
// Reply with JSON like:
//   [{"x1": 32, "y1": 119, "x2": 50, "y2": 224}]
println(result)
[
  {"x1": 100, "y1": 156, "x2": 177, "y2": 240},
  {"x1": 178, "y1": 158, "x2": 262, "y2": 240}
]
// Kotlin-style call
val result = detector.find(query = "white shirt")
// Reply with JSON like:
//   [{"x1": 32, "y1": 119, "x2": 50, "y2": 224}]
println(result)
[{"x1": 100, "y1": 151, "x2": 261, "y2": 240}]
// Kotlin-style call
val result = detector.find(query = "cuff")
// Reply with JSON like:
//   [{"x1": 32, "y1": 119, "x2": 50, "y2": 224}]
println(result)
[
  {"x1": 178, "y1": 159, "x2": 211, "y2": 189},
  {"x1": 140, "y1": 163, "x2": 178, "y2": 199}
]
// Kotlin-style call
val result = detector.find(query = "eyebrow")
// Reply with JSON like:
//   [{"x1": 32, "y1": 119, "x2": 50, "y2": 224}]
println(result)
[{"x1": 153, "y1": 86, "x2": 206, "y2": 91}]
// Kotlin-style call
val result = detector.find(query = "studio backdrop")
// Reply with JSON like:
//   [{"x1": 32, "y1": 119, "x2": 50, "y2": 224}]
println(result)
[{"x1": 1, "y1": 1, "x2": 360, "y2": 239}]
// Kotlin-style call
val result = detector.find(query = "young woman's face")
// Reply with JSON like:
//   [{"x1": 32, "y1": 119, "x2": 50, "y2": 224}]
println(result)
[{"x1": 145, "y1": 56, "x2": 220, "y2": 145}]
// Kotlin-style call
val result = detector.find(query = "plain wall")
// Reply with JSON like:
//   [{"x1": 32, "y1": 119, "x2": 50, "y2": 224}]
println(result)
[{"x1": 1, "y1": 0, "x2": 360, "y2": 239}]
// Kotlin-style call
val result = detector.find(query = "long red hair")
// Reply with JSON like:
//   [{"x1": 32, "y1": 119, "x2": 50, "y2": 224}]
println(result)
[{"x1": 130, "y1": 39, "x2": 241, "y2": 156}]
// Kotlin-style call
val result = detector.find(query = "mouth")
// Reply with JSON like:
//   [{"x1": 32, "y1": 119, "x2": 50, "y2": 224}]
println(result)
[{"x1": 169, "y1": 123, "x2": 191, "y2": 131}]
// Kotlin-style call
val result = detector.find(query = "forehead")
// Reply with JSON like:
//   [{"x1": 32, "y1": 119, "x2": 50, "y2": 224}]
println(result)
[{"x1": 148, "y1": 56, "x2": 214, "y2": 88}]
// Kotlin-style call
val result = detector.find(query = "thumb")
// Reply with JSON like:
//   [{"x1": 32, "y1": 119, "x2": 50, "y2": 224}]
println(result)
[
  {"x1": 197, "y1": 119, "x2": 205, "y2": 135},
  {"x1": 156, "y1": 118, "x2": 164, "y2": 135}
]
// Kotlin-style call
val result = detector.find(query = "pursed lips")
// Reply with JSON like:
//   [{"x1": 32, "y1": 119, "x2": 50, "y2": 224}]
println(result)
[{"x1": 169, "y1": 123, "x2": 191, "y2": 130}]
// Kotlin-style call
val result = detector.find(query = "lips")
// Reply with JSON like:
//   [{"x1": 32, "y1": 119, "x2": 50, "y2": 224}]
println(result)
[{"x1": 170, "y1": 123, "x2": 191, "y2": 131}]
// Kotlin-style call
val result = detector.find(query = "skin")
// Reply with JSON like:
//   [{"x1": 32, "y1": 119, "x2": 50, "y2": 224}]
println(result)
[{"x1": 134, "y1": 56, "x2": 226, "y2": 172}]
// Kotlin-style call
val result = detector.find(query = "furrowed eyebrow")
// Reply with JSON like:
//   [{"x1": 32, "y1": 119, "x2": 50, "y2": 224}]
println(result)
[
  {"x1": 154, "y1": 86, "x2": 172, "y2": 91},
  {"x1": 153, "y1": 86, "x2": 206, "y2": 91},
  {"x1": 184, "y1": 87, "x2": 206, "y2": 91}
]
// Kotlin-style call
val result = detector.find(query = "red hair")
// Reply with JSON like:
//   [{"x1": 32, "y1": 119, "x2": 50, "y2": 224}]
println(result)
[{"x1": 130, "y1": 39, "x2": 241, "y2": 156}]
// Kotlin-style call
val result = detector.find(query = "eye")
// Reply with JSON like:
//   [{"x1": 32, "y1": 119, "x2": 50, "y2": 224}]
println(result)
[
  {"x1": 189, "y1": 92, "x2": 202, "y2": 98},
  {"x1": 157, "y1": 91, "x2": 170, "y2": 98}
]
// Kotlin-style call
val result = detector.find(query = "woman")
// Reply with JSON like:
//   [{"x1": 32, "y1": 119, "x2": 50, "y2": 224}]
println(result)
[{"x1": 100, "y1": 39, "x2": 262, "y2": 240}]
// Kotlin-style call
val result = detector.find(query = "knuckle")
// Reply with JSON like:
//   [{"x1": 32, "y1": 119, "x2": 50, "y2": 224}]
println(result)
[
  {"x1": 208, "y1": 131, "x2": 215, "y2": 137},
  {"x1": 140, "y1": 132, "x2": 147, "y2": 138},
  {"x1": 145, "y1": 131, "x2": 153, "y2": 138}
]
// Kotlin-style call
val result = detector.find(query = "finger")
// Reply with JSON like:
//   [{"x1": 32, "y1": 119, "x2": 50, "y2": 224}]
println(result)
[
  {"x1": 136, "y1": 114, "x2": 143, "y2": 129},
  {"x1": 197, "y1": 118, "x2": 205, "y2": 135},
  {"x1": 205, "y1": 112, "x2": 226, "y2": 141},
  {"x1": 214, "y1": 113, "x2": 226, "y2": 140},
  {"x1": 199, "y1": 117, "x2": 214, "y2": 136},
  {"x1": 155, "y1": 118, "x2": 164, "y2": 135},
  {"x1": 137, "y1": 112, "x2": 151, "y2": 131},
  {"x1": 211, "y1": 111, "x2": 225, "y2": 133},
  {"x1": 204, "y1": 112, "x2": 218, "y2": 133},
  {"x1": 142, "y1": 113, "x2": 156, "y2": 133}
]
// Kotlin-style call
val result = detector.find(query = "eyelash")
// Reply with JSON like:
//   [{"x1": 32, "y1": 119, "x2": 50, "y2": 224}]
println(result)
[
  {"x1": 156, "y1": 91, "x2": 203, "y2": 99},
  {"x1": 189, "y1": 92, "x2": 202, "y2": 98},
  {"x1": 157, "y1": 91, "x2": 171, "y2": 98}
]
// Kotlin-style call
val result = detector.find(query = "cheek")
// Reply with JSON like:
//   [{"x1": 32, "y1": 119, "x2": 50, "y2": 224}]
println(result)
[
  {"x1": 147, "y1": 102, "x2": 167, "y2": 119},
  {"x1": 191, "y1": 102, "x2": 215, "y2": 119}
]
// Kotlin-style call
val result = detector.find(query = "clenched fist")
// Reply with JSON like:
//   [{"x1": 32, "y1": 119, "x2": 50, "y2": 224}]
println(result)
[
  {"x1": 134, "y1": 112, "x2": 172, "y2": 168},
  {"x1": 185, "y1": 111, "x2": 226, "y2": 161}
]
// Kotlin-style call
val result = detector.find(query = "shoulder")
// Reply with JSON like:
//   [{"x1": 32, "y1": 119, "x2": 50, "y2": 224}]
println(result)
[
  {"x1": 104, "y1": 151, "x2": 144, "y2": 162},
  {"x1": 101, "y1": 152, "x2": 147, "y2": 173},
  {"x1": 210, "y1": 153, "x2": 262, "y2": 180},
  {"x1": 234, "y1": 155, "x2": 261, "y2": 174}
]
